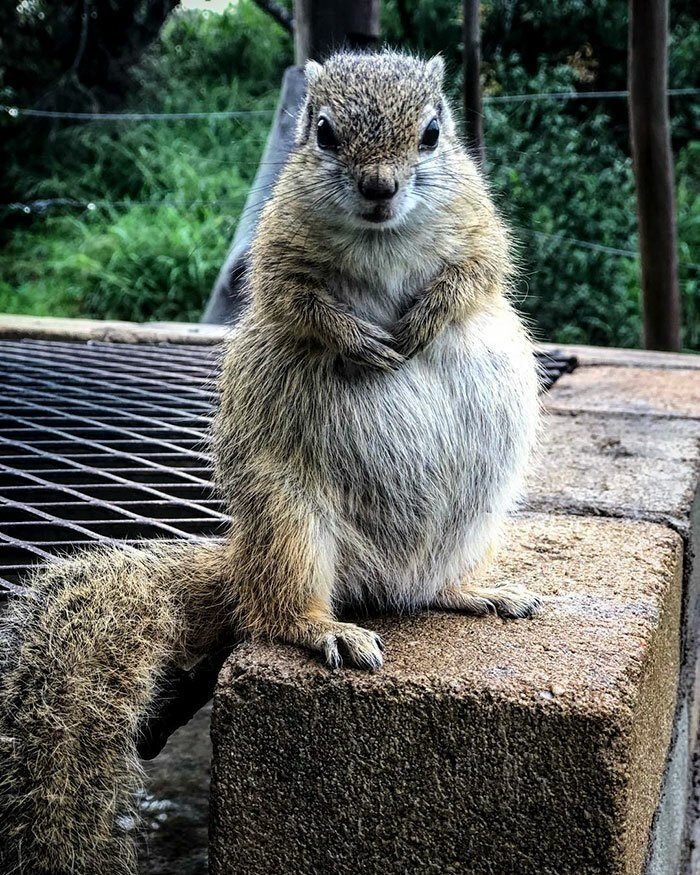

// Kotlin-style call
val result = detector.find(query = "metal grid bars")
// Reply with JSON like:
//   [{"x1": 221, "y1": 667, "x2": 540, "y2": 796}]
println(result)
[
  {"x1": 0, "y1": 339, "x2": 228, "y2": 597},
  {"x1": 0, "y1": 338, "x2": 576, "y2": 599}
]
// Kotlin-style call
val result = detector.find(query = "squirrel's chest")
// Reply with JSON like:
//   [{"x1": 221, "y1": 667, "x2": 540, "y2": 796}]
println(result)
[{"x1": 329, "y1": 265, "x2": 435, "y2": 328}]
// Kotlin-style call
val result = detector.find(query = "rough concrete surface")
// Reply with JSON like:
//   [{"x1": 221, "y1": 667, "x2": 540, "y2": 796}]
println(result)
[
  {"x1": 527, "y1": 411, "x2": 700, "y2": 529},
  {"x1": 548, "y1": 366, "x2": 700, "y2": 419},
  {"x1": 690, "y1": 746, "x2": 700, "y2": 874},
  {"x1": 211, "y1": 515, "x2": 683, "y2": 875},
  {"x1": 0, "y1": 313, "x2": 228, "y2": 345},
  {"x1": 646, "y1": 697, "x2": 690, "y2": 875}
]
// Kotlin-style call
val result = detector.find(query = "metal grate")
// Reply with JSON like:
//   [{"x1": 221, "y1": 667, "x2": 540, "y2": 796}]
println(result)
[
  {"x1": 0, "y1": 339, "x2": 227, "y2": 598},
  {"x1": 0, "y1": 339, "x2": 575, "y2": 599}
]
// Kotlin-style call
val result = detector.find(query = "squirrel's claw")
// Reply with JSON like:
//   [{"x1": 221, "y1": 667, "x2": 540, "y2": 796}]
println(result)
[
  {"x1": 434, "y1": 581, "x2": 543, "y2": 620},
  {"x1": 491, "y1": 583, "x2": 543, "y2": 619},
  {"x1": 322, "y1": 634, "x2": 343, "y2": 670},
  {"x1": 320, "y1": 625, "x2": 385, "y2": 671}
]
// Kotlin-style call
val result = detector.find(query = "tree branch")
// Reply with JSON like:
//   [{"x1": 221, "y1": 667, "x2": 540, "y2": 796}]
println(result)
[{"x1": 251, "y1": 0, "x2": 294, "y2": 34}]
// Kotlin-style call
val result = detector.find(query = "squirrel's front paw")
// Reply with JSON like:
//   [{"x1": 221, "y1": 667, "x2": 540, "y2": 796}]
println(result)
[
  {"x1": 347, "y1": 321, "x2": 405, "y2": 371},
  {"x1": 392, "y1": 312, "x2": 428, "y2": 358},
  {"x1": 320, "y1": 623, "x2": 385, "y2": 671},
  {"x1": 349, "y1": 339, "x2": 404, "y2": 371}
]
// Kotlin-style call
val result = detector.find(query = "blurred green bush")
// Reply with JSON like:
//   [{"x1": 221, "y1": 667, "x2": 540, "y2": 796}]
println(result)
[
  {"x1": 0, "y1": 1, "x2": 292, "y2": 322},
  {"x1": 0, "y1": 0, "x2": 697, "y2": 349}
]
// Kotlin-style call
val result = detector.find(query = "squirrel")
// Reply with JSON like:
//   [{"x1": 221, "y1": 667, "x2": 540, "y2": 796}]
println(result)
[{"x1": 0, "y1": 51, "x2": 541, "y2": 874}]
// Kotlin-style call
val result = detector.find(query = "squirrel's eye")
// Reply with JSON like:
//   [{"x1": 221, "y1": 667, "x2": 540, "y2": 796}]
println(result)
[
  {"x1": 420, "y1": 118, "x2": 440, "y2": 150},
  {"x1": 316, "y1": 117, "x2": 339, "y2": 150}
]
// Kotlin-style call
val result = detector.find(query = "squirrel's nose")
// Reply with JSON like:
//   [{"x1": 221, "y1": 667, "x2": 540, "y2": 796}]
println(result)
[{"x1": 358, "y1": 174, "x2": 399, "y2": 201}]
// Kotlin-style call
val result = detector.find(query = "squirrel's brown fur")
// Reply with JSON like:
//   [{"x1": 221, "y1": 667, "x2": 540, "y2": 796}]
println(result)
[
  {"x1": 0, "y1": 51, "x2": 540, "y2": 874},
  {"x1": 0, "y1": 542, "x2": 235, "y2": 874}
]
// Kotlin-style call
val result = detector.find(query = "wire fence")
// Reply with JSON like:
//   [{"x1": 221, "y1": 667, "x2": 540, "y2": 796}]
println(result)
[
  {"x1": 1, "y1": 106, "x2": 275, "y2": 121},
  {"x1": 2, "y1": 87, "x2": 698, "y2": 274},
  {"x1": 484, "y1": 87, "x2": 699, "y2": 103},
  {"x1": 2, "y1": 88, "x2": 698, "y2": 119}
]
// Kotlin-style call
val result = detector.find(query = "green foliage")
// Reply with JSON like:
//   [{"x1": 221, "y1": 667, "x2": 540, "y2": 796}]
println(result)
[
  {"x1": 0, "y1": 1, "x2": 292, "y2": 323},
  {"x1": 676, "y1": 142, "x2": 700, "y2": 350},
  {"x1": 485, "y1": 59, "x2": 642, "y2": 347},
  {"x1": 481, "y1": 52, "x2": 698, "y2": 348},
  {"x1": 0, "y1": 0, "x2": 182, "y2": 204},
  {"x1": 0, "y1": 204, "x2": 236, "y2": 322},
  {"x1": 1, "y1": 0, "x2": 698, "y2": 349}
]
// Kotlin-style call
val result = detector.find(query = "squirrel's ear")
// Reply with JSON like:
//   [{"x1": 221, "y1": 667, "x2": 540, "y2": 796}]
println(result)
[
  {"x1": 305, "y1": 60, "x2": 323, "y2": 88},
  {"x1": 296, "y1": 96, "x2": 314, "y2": 145},
  {"x1": 297, "y1": 62, "x2": 323, "y2": 145},
  {"x1": 426, "y1": 55, "x2": 445, "y2": 89}
]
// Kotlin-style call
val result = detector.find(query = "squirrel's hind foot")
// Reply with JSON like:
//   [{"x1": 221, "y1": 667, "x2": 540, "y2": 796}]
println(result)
[{"x1": 434, "y1": 581, "x2": 542, "y2": 620}]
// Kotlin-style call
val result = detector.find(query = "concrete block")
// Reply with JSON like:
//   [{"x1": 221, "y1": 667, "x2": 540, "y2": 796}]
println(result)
[
  {"x1": 527, "y1": 411, "x2": 700, "y2": 530},
  {"x1": 547, "y1": 366, "x2": 700, "y2": 419},
  {"x1": 646, "y1": 696, "x2": 690, "y2": 875},
  {"x1": 526, "y1": 409, "x2": 699, "y2": 874},
  {"x1": 210, "y1": 515, "x2": 683, "y2": 875}
]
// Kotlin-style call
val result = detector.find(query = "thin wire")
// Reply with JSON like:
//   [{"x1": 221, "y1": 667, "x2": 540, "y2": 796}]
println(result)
[
  {"x1": 0, "y1": 195, "x2": 251, "y2": 213},
  {"x1": 517, "y1": 226, "x2": 639, "y2": 257},
  {"x1": 0, "y1": 106, "x2": 275, "y2": 120},
  {"x1": 485, "y1": 87, "x2": 699, "y2": 103},
  {"x1": 3, "y1": 199, "x2": 698, "y2": 272},
  {"x1": 1, "y1": 88, "x2": 697, "y2": 121},
  {"x1": 517, "y1": 226, "x2": 700, "y2": 271}
]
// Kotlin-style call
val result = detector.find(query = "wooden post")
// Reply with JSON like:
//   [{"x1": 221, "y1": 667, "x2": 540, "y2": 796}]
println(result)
[
  {"x1": 462, "y1": 0, "x2": 485, "y2": 167},
  {"x1": 628, "y1": 0, "x2": 681, "y2": 351},
  {"x1": 202, "y1": 69, "x2": 307, "y2": 324},
  {"x1": 202, "y1": 0, "x2": 382, "y2": 323},
  {"x1": 294, "y1": 0, "x2": 381, "y2": 63}
]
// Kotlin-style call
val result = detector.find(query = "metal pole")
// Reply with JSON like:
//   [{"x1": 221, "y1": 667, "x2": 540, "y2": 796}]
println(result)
[{"x1": 294, "y1": 0, "x2": 380, "y2": 63}]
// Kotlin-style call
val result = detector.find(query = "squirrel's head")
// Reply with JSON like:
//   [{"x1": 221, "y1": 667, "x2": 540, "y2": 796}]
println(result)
[{"x1": 295, "y1": 51, "x2": 461, "y2": 231}]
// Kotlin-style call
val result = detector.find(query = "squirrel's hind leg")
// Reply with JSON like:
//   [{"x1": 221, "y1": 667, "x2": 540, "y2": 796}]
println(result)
[{"x1": 232, "y1": 498, "x2": 384, "y2": 671}]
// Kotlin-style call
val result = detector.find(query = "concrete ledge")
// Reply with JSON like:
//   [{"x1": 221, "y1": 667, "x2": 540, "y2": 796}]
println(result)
[
  {"x1": 538, "y1": 343, "x2": 700, "y2": 371},
  {"x1": 548, "y1": 366, "x2": 700, "y2": 420},
  {"x1": 0, "y1": 314, "x2": 228, "y2": 345},
  {"x1": 527, "y1": 411, "x2": 700, "y2": 533},
  {"x1": 211, "y1": 515, "x2": 682, "y2": 875}
]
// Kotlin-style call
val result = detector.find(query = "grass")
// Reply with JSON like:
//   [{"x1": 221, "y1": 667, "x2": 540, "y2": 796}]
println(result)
[{"x1": 0, "y1": 1, "x2": 290, "y2": 322}]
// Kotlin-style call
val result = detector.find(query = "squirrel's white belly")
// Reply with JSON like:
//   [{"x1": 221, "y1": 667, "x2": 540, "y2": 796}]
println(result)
[{"x1": 327, "y1": 310, "x2": 539, "y2": 611}]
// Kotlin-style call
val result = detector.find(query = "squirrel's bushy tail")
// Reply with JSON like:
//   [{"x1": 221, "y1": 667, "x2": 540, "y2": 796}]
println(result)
[{"x1": 0, "y1": 540, "x2": 235, "y2": 875}]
